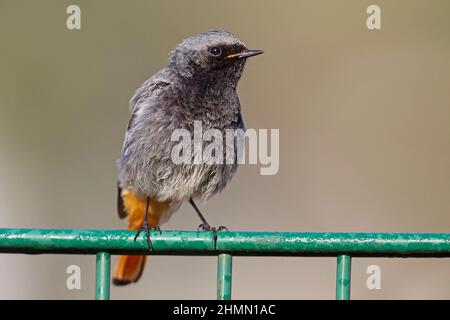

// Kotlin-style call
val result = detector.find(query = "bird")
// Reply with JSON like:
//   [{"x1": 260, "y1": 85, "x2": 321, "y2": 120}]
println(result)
[{"x1": 112, "y1": 30, "x2": 263, "y2": 285}]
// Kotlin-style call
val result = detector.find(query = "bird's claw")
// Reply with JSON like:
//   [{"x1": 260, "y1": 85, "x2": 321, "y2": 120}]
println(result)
[
  {"x1": 154, "y1": 226, "x2": 162, "y2": 235},
  {"x1": 133, "y1": 224, "x2": 162, "y2": 251},
  {"x1": 197, "y1": 223, "x2": 229, "y2": 249}
]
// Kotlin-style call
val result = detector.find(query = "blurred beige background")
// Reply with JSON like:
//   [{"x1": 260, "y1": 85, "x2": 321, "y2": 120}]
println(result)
[{"x1": 0, "y1": 0, "x2": 449, "y2": 299}]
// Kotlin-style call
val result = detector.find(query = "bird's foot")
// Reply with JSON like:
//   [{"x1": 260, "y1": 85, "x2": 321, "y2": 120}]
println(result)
[
  {"x1": 198, "y1": 223, "x2": 228, "y2": 249},
  {"x1": 134, "y1": 224, "x2": 162, "y2": 251},
  {"x1": 153, "y1": 226, "x2": 162, "y2": 235}
]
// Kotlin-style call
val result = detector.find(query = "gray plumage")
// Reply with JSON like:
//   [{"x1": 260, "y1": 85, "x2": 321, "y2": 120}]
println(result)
[{"x1": 118, "y1": 30, "x2": 261, "y2": 204}]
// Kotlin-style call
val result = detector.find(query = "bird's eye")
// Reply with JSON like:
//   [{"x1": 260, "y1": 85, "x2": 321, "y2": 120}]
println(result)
[{"x1": 209, "y1": 47, "x2": 222, "y2": 56}]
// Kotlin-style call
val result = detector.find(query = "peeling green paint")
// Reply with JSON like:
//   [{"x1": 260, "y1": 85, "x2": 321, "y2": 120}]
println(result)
[{"x1": 1, "y1": 229, "x2": 449, "y2": 256}]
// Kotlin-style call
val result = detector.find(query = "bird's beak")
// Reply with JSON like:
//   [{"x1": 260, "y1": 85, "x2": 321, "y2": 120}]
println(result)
[{"x1": 226, "y1": 49, "x2": 264, "y2": 59}]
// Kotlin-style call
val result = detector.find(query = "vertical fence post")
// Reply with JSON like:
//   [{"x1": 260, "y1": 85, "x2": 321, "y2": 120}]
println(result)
[
  {"x1": 95, "y1": 252, "x2": 111, "y2": 300},
  {"x1": 336, "y1": 254, "x2": 352, "y2": 300},
  {"x1": 217, "y1": 254, "x2": 232, "y2": 300}
]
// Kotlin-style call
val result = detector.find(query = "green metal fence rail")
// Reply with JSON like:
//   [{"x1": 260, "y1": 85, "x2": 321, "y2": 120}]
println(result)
[{"x1": 1, "y1": 228, "x2": 449, "y2": 300}]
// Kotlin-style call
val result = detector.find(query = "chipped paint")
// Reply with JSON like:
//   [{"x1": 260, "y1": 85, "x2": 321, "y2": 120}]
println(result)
[{"x1": 0, "y1": 229, "x2": 449, "y2": 257}]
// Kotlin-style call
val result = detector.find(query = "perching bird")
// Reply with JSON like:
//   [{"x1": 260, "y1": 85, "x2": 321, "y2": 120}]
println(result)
[{"x1": 113, "y1": 30, "x2": 263, "y2": 285}]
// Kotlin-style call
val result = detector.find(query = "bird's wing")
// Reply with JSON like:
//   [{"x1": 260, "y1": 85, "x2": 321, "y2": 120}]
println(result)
[
  {"x1": 117, "y1": 183, "x2": 127, "y2": 219},
  {"x1": 123, "y1": 72, "x2": 171, "y2": 153},
  {"x1": 117, "y1": 73, "x2": 172, "y2": 219},
  {"x1": 129, "y1": 81, "x2": 170, "y2": 124},
  {"x1": 129, "y1": 71, "x2": 171, "y2": 113}
]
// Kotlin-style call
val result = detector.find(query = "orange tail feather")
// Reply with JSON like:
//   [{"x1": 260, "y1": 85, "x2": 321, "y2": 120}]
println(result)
[
  {"x1": 113, "y1": 255, "x2": 147, "y2": 285},
  {"x1": 113, "y1": 189, "x2": 171, "y2": 285}
]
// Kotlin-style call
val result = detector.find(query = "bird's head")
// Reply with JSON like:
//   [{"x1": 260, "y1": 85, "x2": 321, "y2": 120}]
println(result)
[{"x1": 169, "y1": 30, "x2": 263, "y2": 87}]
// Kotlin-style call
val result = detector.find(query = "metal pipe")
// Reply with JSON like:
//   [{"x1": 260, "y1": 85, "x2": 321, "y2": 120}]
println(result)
[
  {"x1": 1, "y1": 229, "x2": 450, "y2": 257},
  {"x1": 336, "y1": 255, "x2": 351, "y2": 300},
  {"x1": 95, "y1": 252, "x2": 110, "y2": 300},
  {"x1": 217, "y1": 254, "x2": 232, "y2": 300}
]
